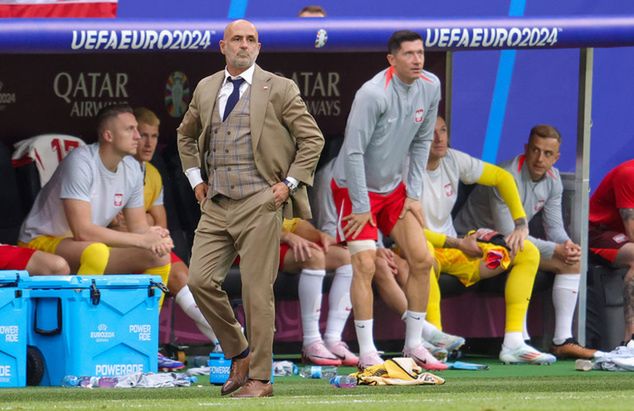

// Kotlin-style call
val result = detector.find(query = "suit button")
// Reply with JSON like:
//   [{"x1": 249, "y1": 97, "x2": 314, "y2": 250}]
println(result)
[
  {"x1": 214, "y1": 129, "x2": 218, "y2": 134},
  {"x1": 227, "y1": 131, "x2": 231, "y2": 135},
  {"x1": 227, "y1": 167, "x2": 232, "y2": 171},
  {"x1": 225, "y1": 149, "x2": 229, "y2": 153},
  {"x1": 230, "y1": 185, "x2": 235, "y2": 189},
  {"x1": 212, "y1": 148, "x2": 216, "y2": 152}
]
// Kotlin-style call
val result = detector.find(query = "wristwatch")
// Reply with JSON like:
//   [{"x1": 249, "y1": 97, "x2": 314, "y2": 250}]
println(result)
[{"x1": 282, "y1": 178, "x2": 298, "y2": 195}]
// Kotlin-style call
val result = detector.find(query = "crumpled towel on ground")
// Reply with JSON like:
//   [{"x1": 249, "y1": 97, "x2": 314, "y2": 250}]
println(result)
[
  {"x1": 594, "y1": 341, "x2": 634, "y2": 371},
  {"x1": 351, "y1": 357, "x2": 445, "y2": 386},
  {"x1": 115, "y1": 372, "x2": 194, "y2": 388}
]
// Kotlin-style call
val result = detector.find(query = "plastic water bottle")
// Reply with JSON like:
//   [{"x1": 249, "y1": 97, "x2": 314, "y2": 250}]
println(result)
[
  {"x1": 61, "y1": 375, "x2": 118, "y2": 388},
  {"x1": 299, "y1": 365, "x2": 337, "y2": 379},
  {"x1": 188, "y1": 355, "x2": 210, "y2": 367},
  {"x1": 61, "y1": 375, "x2": 80, "y2": 387},
  {"x1": 329, "y1": 375, "x2": 357, "y2": 388},
  {"x1": 575, "y1": 359, "x2": 593, "y2": 372}
]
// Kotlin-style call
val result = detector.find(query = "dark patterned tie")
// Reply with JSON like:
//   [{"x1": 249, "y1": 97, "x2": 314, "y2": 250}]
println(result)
[{"x1": 223, "y1": 77, "x2": 245, "y2": 121}]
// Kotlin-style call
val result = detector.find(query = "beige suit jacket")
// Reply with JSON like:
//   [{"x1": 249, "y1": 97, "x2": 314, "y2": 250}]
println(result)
[{"x1": 177, "y1": 65, "x2": 324, "y2": 219}]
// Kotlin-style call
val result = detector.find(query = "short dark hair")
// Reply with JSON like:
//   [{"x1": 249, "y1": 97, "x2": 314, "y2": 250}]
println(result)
[
  {"x1": 387, "y1": 30, "x2": 423, "y2": 54},
  {"x1": 96, "y1": 104, "x2": 133, "y2": 139},
  {"x1": 529, "y1": 124, "x2": 562, "y2": 144},
  {"x1": 298, "y1": 5, "x2": 326, "y2": 16}
]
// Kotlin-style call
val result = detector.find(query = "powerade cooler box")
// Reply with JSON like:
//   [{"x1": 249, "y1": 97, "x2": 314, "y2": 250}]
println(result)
[
  {"x1": 26, "y1": 275, "x2": 163, "y2": 386},
  {"x1": 0, "y1": 271, "x2": 29, "y2": 388}
]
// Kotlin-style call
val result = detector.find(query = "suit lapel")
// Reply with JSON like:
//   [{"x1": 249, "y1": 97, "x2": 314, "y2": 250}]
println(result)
[
  {"x1": 202, "y1": 73, "x2": 224, "y2": 129},
  {"x1": 250, "y1": 65, "x2": 272, "y2": 151},
  {"x1": 199, "y1": 72, "x2": 224, "y2": 162}
]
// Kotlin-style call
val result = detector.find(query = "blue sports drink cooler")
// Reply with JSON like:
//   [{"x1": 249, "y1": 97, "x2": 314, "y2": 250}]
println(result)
[
  {"x1": 25, "y1": 275, "x2": 164, "y2": 386},
  {"x1": 0, "y1": 270, "x2": 29, "y2": 388}
]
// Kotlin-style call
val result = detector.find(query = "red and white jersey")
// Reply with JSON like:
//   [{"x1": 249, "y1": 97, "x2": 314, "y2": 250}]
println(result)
[
  {"x1": 12, "y1": 134, "x2": 85, "y2": 187},
  {"x1": 0, "y1": 0, "x2": 117, "y2": 18}
]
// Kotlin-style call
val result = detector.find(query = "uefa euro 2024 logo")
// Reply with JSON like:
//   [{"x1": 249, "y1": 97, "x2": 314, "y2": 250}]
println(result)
[{"x1": 165, "y1": 71, "x2": 191, "y2": 118}]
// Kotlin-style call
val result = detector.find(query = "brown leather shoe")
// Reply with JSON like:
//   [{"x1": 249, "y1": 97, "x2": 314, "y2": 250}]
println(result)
[
  {"x1": 550, "y1": 338, "x2": 597, "y2": 359},
  {"x1": 220, "y1": 353, "x2": 250, "y2": 396},
  {"x1": 231, "y1": 379, "x2": 273, "y2": 398}
]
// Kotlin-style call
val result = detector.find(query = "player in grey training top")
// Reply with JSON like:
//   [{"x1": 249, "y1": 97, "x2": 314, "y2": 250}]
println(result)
[
  {"x1": 331, "y1": 54, "x2": 440, "y2": 214},
  {"x1": 18, "y1": 104, "x2": 173, "y2": 277},
  {"x1": 330, "y1": 30, "x2": 446, "y2": 371},
  {"x1": 454, "y1": 124, "x2": 598, "y2": 360},
  {"x1": 19, "y1": 143, "x2": 144, "y2": 243}
]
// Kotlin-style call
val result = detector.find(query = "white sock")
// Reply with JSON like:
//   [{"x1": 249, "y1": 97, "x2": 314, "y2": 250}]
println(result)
[
  {"x1": 298, "y1": 268, "x2": 326, "y2": 347},
  {"x1": 354, "y1": 319, "x2": 377, "y2": 355},
  {"x1": 174, "y1": 286, "x2": 219, "y2": 344},
  {"x1": 324, "y1": 264, "x2": 353, "y2": 344},
  {"x1": 552, "y1": 274, "x2": 580, "y2": 345},
  {"x1": 503, "y1": 332, "x2": 525, "y2": 349},
  {"x1": 404, "y1": 311, "x2": 426, "y2": 350},
  {"x1": 421, "y1": 320, "x2": 440, "y2": 341}
]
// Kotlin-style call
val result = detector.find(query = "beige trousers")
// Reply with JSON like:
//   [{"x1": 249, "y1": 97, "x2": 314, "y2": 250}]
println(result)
[{"x1": 188, "y1": 188, "x2": 282, "y2": 380}]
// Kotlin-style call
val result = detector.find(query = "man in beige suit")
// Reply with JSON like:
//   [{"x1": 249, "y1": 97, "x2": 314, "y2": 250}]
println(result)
[{"x1": 177, "y1": 19, "x2": 324, "y2": 398}]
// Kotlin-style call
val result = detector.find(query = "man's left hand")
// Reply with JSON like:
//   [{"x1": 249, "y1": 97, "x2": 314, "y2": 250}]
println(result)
[
  {"x1": 271, "y1": 182, "x2": 290, "y2": 208},
  {"x1": 399, "y1": 197, "x2": 425, "y2": 228},
  {"x1": 505, "y1": 222, "x2": 529, "y2": 255}
]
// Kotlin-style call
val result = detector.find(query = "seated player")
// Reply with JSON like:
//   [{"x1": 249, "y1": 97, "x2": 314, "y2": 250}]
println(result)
[
  {"x1": 589, "y1": 159, "x2": 634, "y2": 346},
  {"x1": 423, "y1": 228, "x2": 555, "y2": 365},
  {"x1": 280, "y1": 218, "x2": 358, "y2": 366}
]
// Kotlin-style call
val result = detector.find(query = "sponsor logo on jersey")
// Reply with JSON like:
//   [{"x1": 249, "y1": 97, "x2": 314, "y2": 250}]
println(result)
[{"x1": 114, "y1": 193, "x2": 123, "y2": 207}]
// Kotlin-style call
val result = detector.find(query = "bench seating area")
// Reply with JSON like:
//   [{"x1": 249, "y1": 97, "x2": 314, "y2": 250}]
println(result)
[{"x1": 1, "y1": 138, "x2": 621, "y2": 353}]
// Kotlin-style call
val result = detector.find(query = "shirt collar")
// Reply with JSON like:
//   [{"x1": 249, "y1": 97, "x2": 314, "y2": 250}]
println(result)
[{"x1": 223, "y1": 64, "x2": 255, "y2": 86}]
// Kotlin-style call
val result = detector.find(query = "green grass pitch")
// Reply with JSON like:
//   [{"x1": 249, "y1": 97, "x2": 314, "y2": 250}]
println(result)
[{"x1": 2, "y1": 358, "x2": 634, "y2": 410}]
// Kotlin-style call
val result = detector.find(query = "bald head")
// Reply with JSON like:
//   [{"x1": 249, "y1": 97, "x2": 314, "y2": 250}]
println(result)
[
  {"x1": 223, "y1": 19, "x2": 258, "y2": 40},
  {"x1": 220, "y1": 19, "x2": 261, "y2": 76}
]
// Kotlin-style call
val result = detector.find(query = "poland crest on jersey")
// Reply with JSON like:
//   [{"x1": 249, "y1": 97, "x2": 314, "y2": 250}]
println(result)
[{"x1": 415, "y1": 108, "x2": 424, "y2": 123}]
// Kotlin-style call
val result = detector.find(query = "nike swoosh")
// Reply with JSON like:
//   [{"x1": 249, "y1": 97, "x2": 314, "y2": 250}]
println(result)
[{"x1": 356, "y1": 325, "x2": 365, "y2": 329}]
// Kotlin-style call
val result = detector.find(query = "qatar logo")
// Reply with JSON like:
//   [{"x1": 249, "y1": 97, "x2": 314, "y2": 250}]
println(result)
[
  {"x1": 114, "y1": 193, "x2": 123, "y2": 207},
  {"x1": 165, "y1": 71, "x2": 191, "y2": 118},
  {"x1": 314, "y1": 29, "x2": 328, "y2": 48}
]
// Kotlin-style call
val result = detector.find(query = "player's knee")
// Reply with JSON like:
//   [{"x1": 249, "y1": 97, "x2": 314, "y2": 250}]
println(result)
[
  {"x1": 78, "y1": 242, "x2": 110, "y2": 275},
  {"x1": 50, "y1": 255, "x2": 71, "y2": 275},
  {"x1": 517, "y1": 240, "x2": 540, "y2": 265},
  {"x1": 353, "y1": 252, "x2": 376, "y2": 279},
  {"x1": 408, "y1": 252, "x2": 434, "y2": 276},
  {"x1": 167, "y1": 262, "x2": 188, "y2": 294},
  {"x1": 303, "y1": 249, "x2": 326, "y2": 269},
  {"x1": 331, "y1": 247, "x2": 351, "y2": 266}
]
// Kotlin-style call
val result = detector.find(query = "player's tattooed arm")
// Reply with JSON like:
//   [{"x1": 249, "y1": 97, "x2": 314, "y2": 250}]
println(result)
[
  {"x1": 620, "y1": 208, "x2": 634, "y2": 242},
  {"x1": 620, "y1": 208, "x2": 634, "y2": 221}
]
